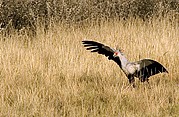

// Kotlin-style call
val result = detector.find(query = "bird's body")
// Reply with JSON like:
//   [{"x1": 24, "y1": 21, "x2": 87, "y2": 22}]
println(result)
[{"x1": 82, "y1": 40, "x2": 168, "y2": 87}]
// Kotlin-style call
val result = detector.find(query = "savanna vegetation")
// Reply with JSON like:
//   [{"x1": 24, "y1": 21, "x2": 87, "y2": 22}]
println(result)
[{"x1": 0, "y1": 0, "x2": 178, "y2": 116}]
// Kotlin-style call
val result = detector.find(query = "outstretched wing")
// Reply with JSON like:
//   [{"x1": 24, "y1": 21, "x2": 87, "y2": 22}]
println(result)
[
  {"x1": 134, "y1": 59, "x2": 168, "y2": 81},
  {"x1": 82, "y1": 40, "x2": 121, "y2": 67}
]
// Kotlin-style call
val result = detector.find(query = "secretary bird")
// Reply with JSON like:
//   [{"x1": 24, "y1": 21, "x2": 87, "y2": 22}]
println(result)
[{"x1": 82, "y1": 40, "x2": 168, "y2": 87}]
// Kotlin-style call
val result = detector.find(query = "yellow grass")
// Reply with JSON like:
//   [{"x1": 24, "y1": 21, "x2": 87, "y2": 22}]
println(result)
[{"x1": 0, "y1": 18, "x2": 178, "y2": 116}]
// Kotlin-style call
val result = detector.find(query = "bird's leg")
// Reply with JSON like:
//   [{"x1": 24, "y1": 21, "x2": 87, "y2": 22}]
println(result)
[
  {"x1": 128, "y1": 75, "x2": 135, "y2": 88},
  {"x1": 131, "y1": 80, "x2": 136, "y2": 88}
]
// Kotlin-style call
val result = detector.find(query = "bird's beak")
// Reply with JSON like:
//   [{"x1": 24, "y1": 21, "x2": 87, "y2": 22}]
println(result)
[{"x1": 113, "y1": 52, "x2": 118, "y2": 57}]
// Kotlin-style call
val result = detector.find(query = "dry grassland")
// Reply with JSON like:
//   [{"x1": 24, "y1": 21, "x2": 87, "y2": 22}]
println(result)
[{"x1": 0, "y1": 18, "x2": 178, "y2": 116}]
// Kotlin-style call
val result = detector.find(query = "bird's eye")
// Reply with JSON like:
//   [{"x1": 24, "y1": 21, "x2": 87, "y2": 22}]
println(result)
[{"x1": 114, "y1": 52, "x2": 118, "y2": 55}]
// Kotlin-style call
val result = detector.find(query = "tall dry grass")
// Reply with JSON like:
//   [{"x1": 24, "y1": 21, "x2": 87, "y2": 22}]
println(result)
[{"x1": 0, "y1": 18, "x2": 178, "y2": 116}]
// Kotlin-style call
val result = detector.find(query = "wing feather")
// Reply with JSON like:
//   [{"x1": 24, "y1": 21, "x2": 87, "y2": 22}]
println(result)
[
  {"x1": 134, "y1": 59, "x2": 168, "y2": 81},
  {"x1": 86, "y1": 47, "x2": 99, "y2": 50},
  {"x1": 82, "y1": 40, "x2": 121, "y2": 67}
]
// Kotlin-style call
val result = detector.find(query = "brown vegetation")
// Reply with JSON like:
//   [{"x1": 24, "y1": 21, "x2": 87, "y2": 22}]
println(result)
[
  {"x1": 0, "y1": 0, "x2": 178, "y2": 35},
  {"x1": 0, "y1": 0, "x2": 178, "y2": 116},
  {"x1": 0, "y1": 18, "x2": 178, "y2": 116}
]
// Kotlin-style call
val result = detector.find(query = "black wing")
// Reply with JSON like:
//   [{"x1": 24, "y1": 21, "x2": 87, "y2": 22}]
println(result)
[
  {"x1": 134, "y1": 59, "x2": 168, "y2": 81},
  {"x1": 82, "y1": 40, "x2": 121, "y2": 67}
]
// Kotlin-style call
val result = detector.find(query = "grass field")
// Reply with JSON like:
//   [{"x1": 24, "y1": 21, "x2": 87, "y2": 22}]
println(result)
[{"x1": 0, "y1": 18, "x2": 178, "y2": 116}]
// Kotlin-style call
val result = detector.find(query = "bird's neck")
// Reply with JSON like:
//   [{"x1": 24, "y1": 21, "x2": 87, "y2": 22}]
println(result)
[{"x1": 119, "y1": 54, "x2": 129, "y2": 67}]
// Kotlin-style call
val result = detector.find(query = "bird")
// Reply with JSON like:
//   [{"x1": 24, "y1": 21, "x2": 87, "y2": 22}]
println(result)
[{"x1": 82, "y1": 40, "x2": 168, "y2": 87}]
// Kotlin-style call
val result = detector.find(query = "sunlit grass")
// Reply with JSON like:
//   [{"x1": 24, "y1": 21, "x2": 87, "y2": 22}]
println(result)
[{"x1": 0, "y1": 18, "x2": 178, "y2": 116}]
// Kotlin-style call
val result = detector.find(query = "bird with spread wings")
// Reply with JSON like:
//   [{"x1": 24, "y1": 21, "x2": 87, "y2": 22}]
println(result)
[{"x1": 82, "y1": 40, "x2": 168, "y2": 87}]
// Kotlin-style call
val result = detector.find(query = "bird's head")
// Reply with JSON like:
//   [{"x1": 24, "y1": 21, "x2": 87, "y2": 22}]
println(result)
[
  {"x1": 113, "y1": 51, "x2": 119, "y2": 57},
  {"x1": 113, "y1": 50, "x2": 123, "y2": 57}
]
